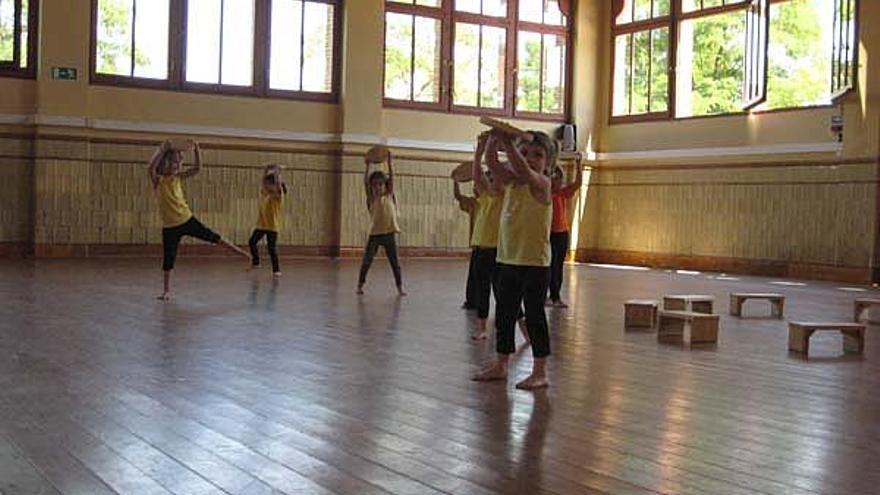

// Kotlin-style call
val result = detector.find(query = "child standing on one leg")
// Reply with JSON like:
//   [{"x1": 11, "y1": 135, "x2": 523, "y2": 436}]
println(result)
[
  {"x1": 468, "y1": 133, "x2": 504, "y2": 341},
  {"x1": 547, "y1": 153, "x2": 583, "y2": 308},
  {"x1": 357, "y1": 149, "x2": 405, "y2": 296},
  {"x1": 249, "y1": 164, "x2": 287, "y2": 278},
  {"x1": 148, "y1": 139, "x2": 251, "y2": 301},
  {"x1": 473, "y1": 130, "x2": 556, "y2": 390}
]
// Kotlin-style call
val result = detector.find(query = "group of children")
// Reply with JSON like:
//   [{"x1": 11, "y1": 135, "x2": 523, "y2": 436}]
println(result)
[
  {"x1": 148, "y1": 138, "x2": 403, "y2": 301},
  {"x1": 148, "y1": 129, "x2": 578, "y2": 390}
]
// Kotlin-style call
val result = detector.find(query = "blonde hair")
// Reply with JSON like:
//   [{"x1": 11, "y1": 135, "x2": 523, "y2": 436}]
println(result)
[{"x1": 520, "y1": 130, "x2": 558, "y2": 174}]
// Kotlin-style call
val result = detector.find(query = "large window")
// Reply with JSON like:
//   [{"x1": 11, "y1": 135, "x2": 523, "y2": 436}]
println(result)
[
  {"x1": 383, "y1": 0, "x2": 573, "y2": 120},
  {"x1": 0, "y1": 0, "x2": 37, "y2": 77},
  {"x1": 91, "y1": 0, "x2": 341, "y2": 100},
  {"x1": 611, "y1": 0, "x2": 859, "y2": 122}
]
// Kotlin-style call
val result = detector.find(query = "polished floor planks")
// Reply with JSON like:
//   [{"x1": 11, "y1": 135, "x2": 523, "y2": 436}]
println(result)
[{"x1": 1, "y1": 258, "x2": 879, "y2": 495}]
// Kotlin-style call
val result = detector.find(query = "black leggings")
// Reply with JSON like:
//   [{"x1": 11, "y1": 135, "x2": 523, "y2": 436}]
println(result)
[
  {"x1": 472, "y1": 247, "x2": 498, "y2": 319},
  {"x1": 248, "y1": 229, "x2": 280, "y2": 273},
  {"x1": 495, "y1": 263, "x2": 550, "y2": 358},
  {"x1": 464, "y1": 248, "x2": 477, "y2": 308},
  {"x1": 358, "y1": 233, "x2": 402, "y2": 288},
  {"x1": 548, "y1": 231, "x2": 570, "y2": 302},
  {"x1": 162, "y1": 217, "x2": 221, "y2": 271}
]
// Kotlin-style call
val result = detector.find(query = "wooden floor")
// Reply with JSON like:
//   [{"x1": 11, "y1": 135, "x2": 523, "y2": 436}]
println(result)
[{"x1": 1, "y1": 258, "x2": 879, "y2": 495}]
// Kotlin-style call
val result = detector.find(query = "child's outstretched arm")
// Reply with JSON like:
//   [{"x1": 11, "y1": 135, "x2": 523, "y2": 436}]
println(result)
[
  {"x1": 497, "y1": 134, "x2": 551, "y2": 204},
  {"x1": 453, "y1": 181, "x2": 475, "y2": 213},
  {"x1": 363, "y1": 159, "x2": 373, "y2": 208},
  {"x1": 386, "y1": 153, "x2": 395, "y2": 199},
  {"x1": 561, "y1": 154, "x2": 584, "y2": 197},
  {"x1": 179, "y1": 141, "x2": 202, "y2": 179},
  {"x1": 147, "y1": 140, "x2": 168, "y2": 188}
]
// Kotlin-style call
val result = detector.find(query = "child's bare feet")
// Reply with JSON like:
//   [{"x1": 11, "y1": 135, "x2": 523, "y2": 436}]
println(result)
[
  {"x1": 515, "y1": 373, "x2": 549, "y2": 390},
  {"x1": 356, "y1": 285, "x2": 364, "y2": 295},
  {"x1": 156, "y1": 292, "x2": 171, "y2": 301},
  {"x1": 518, "y1": 317, "x2": 530, "y2": 345},
  {"x1": 472, "y1": 361, "x2": 508, "y2": 381},
  {"x1": 470, "y1": 329, "x2": 488, "y2": 341},
  {"x1": 272, "y1": 271, "x2": 282, "y2": 278},
  {"x1": 554, "y1": 300, "x2": 568, "y2": 308},
  {"x1": 397, "y1": 286, "x2": 407, "y2": 296}
]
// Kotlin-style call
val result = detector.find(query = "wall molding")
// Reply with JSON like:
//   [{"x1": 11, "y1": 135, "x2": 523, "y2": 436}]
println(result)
[
  {"x1": 576, "y1": 248, "x2": 871, "y2": 285},
  {"x1": 596, "y1": 142, "x2": 843, "y2": 161}
]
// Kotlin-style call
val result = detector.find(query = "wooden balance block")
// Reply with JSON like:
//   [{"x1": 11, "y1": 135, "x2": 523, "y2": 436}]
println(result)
[
  {"x1": 729, "y1": 293, "x2": 785, "y2": 318},
  {"x1": 788, "y1": 321, "x2": 866, "y2": 356},
  {"x1": 853, "y1": 298, "x2": 880, "y2": 323},
  {"x1": 624, "y1": 300, "x2": 658, "y2": 329},
  {"x1": 658, "y1": 311, "x2": 720, "y2": 345},
  {"x1": 662, "y1": 295, "x2": 715, "y2": 314}
]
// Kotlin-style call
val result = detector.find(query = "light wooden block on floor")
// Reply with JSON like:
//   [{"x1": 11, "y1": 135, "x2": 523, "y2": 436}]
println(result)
[
  {"x1": 663, "y1": 295, "x2": 715, "y2": 314},
  {"x1": 658, "y1": 310, "x2": 720, "y2": 345},
  {"x1": 853, "y1": 298, "x2": 880, "y2": 323},
  {"x1": 624, "y1": 300, "x2": 658, "y2": 329},
  {"x1": 729, "y1": 293, "x2": 785, "y2": 318},
  {"x1": 788, "y1": 321, "x2": 866, "y2": 356}
]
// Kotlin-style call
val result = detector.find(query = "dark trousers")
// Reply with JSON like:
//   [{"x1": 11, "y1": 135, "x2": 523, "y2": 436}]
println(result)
[
  {"x1": 359, "y1": 233, "x2": 402, "y2": 287},
  {"x1": 548, "y1": 231, "x2": 570, "y2": 302},
  {"x1": 472, "y1": 247, "x2": 498, "y2": 319},
  {"x1": 495, "y1": 263, "x2": 551, "y2": 358},
  {"x1": 248, "y1": 229, "x2": 280, "y2": 273},
  {"x1": 464, "y1": 248, "x2": 477, "y2": 308},
  {"x1": 162, "y1": 216, "x2": 221, "y2": 271}
]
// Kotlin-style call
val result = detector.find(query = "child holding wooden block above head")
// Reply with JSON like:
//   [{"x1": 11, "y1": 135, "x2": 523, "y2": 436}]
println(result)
[
  {"x1": 357, "y1": 146, "x2": 405, "y2": 296},
  {"x1": 547, "y1": 154, "x2": 583, "y2": 308},
  {"x1": 248, "y1": 164, "x2": 287, "y2": 278},
  {"x1": 148, "y1": 139, "x2": 250, "y2": 301},
  {"x1": 473, "y1": 129, "x2": 556, "y2": 390}
]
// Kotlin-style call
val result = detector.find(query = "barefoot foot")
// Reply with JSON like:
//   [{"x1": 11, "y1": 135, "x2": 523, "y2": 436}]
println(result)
[
  {"x1": 356, "y1": 286, "x2": 364, "y2": 295},
  {"x1": 517, "y1": 317, "x2": 530, "y2": 345},
  {"x1": 472, "y1": 362, "x2": 508, "y2": 382},
  {"x1": 272, "y1": 271, "x2": 282, "y2": 278},
  {"x1": 156, "y1": 292, "x2": 171, "y2": 301},
  {"x1": 470, "y1": 329, "x2": 488, "y2": 341},
  {"x1": 515, "y1": 373, "x2": 549, "y2": 390}
]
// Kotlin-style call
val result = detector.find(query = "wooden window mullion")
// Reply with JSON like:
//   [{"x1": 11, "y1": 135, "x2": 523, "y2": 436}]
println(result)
[
  {"x1": 130, "y1": 0, "x2": 137, "y2": 77},
  {"x1": 218, "y1": 0, "x2": 225, "y2": 84},
  {"x1": 409, "y1": 13, "x2": 416, "y2": 100},
  {"x1": 538, "y1": 33, "x2": 545, "y2": 113},
  {"x1": 300, "y1": 0, "x2": 307, "y2": 91}
]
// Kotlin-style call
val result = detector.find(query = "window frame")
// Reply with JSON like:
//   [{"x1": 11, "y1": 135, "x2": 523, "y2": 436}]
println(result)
[
  {"x1": 89, "y1": 0, "x2": 343, "y2": 102},
  {"x1": 609, "y1": 0, "x2": 860, "y2": 125},
  {"x1": 382, "y1": 0, "x2": 574, "y2": 123},
  {"x1": 0, "y1": 0, "x2": 39, "y2": 79}
]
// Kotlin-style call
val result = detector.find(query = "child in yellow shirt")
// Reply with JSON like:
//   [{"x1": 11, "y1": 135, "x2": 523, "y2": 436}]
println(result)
[{"x1": 248, "y1": 164, "x2": 287, "y2": 277}]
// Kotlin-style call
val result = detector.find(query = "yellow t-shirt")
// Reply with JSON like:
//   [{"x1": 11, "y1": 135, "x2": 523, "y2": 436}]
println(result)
[
  {"x1": 369, "y1": 194, "x2": 401, "y2": 236},
  {"x1": 497, "y1": 184, "x2": 552, "y2": 267},
  {"x1": 471, "y1": 193, "x2": 503, "y2": 248},
  {"x1": 155, "y1": 176, "x2": 193, "y2": 228},
  {"x1": 256, "y1": 189, "x2": 284, "y2": 232}
]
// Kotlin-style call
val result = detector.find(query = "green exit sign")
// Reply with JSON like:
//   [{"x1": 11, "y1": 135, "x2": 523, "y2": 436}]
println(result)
[{"x1": 51, "y1": 67, "x2": 78, "y2": 80}]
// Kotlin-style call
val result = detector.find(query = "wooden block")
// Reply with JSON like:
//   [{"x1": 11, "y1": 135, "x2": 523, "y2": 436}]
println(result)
[
  {"x1": 787, "y1": 321, "x2": 865, "y2": 356},
  {"x1": 451, "y1": 161, "x2": 473, "y2": 183},
  {"x1": 853, "y1": 298, "x2": 880, "y2": 322},
  {"x1": 624, "y1": 300, "x2": 658, "y2": 329},
  {"x1": 365, "y1": 145, "x2": 390, "y2": 164},
  {"x1": 658, "y1": 310, "x2": 720, "y2": 345},
  {"x1": 479, "y1": 116, "x2": 534, "y2": 142},
  {"x1": 663, "y1": 295, "x2": 715, "y2": 314},
  {"x1": 729, "y1": 293, "x2": 785, "y2": 318}
]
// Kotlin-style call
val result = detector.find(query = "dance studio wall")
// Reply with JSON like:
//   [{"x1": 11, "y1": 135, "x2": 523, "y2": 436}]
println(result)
[
  {"x1": 576, "y1": 1, "x2": 880, "y2": 284},
  {"x1": 0, "y1": 0, "x2": 603, "y2": 258}
]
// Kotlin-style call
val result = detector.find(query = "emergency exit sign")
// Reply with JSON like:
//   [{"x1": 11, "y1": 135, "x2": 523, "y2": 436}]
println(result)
[{"x1": 51, "y1": 67, "x2": 78, "y2": 80}]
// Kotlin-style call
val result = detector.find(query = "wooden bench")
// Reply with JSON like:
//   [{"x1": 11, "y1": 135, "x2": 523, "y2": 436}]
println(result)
[
  {"x1": 658, "y1": 310, "x2": 720, "y2": 345},
  {"x1": 729, "y1": 293, "x2": 785, "y2": 318},
  {"x1": 624, "y1": 300, "x2": 658, "y2": 329},
  {"x1": 853, "y1": 298, "x2": 880, "y2": 323},
  {"x1": 662, "y1": 295, "x2": 715, "y2": 314},
  {"x1": 788, "y1": 321, "x2": 866, "y2": 356}
]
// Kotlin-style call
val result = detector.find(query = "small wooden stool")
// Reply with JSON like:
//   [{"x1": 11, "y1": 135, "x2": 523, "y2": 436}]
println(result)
[
  {"x1": 663, "y1": 295, "x2": 715, "y2": 314},
  {"x1": 624, "y1": 300, "x2": 658, "y2": 329},
  {"x1": 658, "y1": 311, "x2": 720, "y2": 345},
  {"x1": 788, "y1": 321, "x2": 866, "y2": 356},
  {"x1": 853, "y1": 298, "x2": 880, "y2": 323},
  {"x1": 729, "y1": 293, "x2": 785, "y2": 318}
]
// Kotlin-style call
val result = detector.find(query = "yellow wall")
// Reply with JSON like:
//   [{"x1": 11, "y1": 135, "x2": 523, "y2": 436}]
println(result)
[{"x1": 576, "y1": 1, "x2": 880, "y2": 282}]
